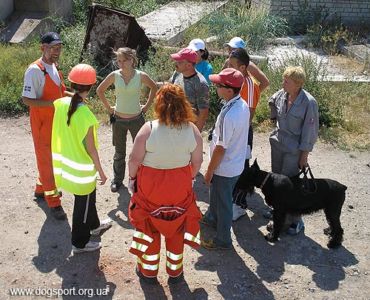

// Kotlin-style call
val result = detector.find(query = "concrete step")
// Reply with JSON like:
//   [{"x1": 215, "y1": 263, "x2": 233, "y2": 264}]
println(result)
[
  {"x1": 342, "y1": 44, "x2": 370, "y2": 69},
  {"x1": 0, "y1": 11, "x2": 52, "y2": 43},
  {"x1": 137, "y1": 1, "x2": 228, "y2": 45}
]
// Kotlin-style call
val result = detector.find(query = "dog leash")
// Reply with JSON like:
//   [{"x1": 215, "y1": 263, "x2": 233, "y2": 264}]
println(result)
[
  {"x1": 295, "y1": 164, "x2": 318, "y2": 194},
  {"x1": 260, "y1": 172, "x2": 271, "y2": 190}
]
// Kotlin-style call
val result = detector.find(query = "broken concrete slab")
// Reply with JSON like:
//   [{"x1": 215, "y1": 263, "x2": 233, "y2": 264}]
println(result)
[
  {"x1": 342, "y1": 44, "x2": 370, "y2": 69},
  {"x1": 0, "y1": 11, "x2": 52, "y2": 43},
  {"x1": 137, "y1": 1, "x2": 228, "y2": 45}
]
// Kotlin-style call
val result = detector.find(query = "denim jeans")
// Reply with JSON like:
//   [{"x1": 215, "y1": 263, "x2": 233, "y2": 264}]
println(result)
[{"x1": 205, "y1": 174, "x2": 239, "y2": 247}]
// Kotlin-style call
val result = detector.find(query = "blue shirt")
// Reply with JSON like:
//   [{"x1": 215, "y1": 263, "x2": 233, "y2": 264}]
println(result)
[{"x1": 195, "y1": 60, "x2": 213, "y2": 84}]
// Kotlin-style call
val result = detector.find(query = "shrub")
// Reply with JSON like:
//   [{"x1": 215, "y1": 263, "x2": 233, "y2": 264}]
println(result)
[
  {"x1": 255, "y1": 53, "x2": 343, "y2": 128},
  {"x1": 0, "y1": 42, "x2": 39, "y2": 115},
  {"x1": 185, "y1": 4, "x2": 288, "y2": 52}
]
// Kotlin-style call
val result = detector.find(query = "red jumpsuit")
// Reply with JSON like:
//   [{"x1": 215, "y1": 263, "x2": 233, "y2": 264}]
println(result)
[
  {"x1": 30, "y1": 59, "x2": 65, "y2": 207},
  {"x1": 129, "y1": 165, "x2": 201, "y2": 279}
]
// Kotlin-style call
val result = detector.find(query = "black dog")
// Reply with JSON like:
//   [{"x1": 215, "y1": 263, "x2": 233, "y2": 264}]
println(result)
[{"x1": 243, "y1": 159, "x2": 347, "y2": 249}]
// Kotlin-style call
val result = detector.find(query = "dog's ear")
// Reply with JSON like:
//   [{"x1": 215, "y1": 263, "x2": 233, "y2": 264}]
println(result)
[{"x1": 252, "y1": 159, "x2": 260, "y2": 171}]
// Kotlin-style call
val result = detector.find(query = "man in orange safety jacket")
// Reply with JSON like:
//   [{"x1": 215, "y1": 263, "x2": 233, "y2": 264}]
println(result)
[{"x1": 22, "y1": 32, "x2": 68, "y2": 220}]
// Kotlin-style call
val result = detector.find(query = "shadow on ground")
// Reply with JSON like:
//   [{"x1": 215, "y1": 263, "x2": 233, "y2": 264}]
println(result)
[
  {"x1": 233, "y1": 192, "x2": 359, "y2": 291},
  {"x1": 108, "y1": 185, "x2": 133, "y2": 230},
  {"x1": 32, "y1": 200, "x2": 116, "y2": 299}
]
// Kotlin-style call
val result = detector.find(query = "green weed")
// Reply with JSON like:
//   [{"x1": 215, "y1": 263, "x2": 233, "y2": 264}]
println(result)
[
  {"x1": 185, "y1": 4, "x2": 288, "y2": 52},
  {"x1": 0, "y1": 43, "x2": 39, "y2": 115}
]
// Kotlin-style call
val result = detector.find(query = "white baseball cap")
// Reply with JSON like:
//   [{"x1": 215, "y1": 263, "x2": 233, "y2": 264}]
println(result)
[
  {"x1": 188, "y1": 38, "x2": 206, "y2": 51},
  {"x1": 224, "y1": 37, "x2": 246, "y2": 49}
]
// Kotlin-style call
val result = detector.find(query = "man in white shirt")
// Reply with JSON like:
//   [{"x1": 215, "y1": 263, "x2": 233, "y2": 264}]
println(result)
[
  {"x1": 201, "y1": 68, "x2": 250, "y2": 250},
  {"x1": 22, "y1": 32, "x2": 67, "y2": 220}
]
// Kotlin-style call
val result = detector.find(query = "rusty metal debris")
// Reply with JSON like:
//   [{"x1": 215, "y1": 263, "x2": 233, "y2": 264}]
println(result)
[{"x1": 82, "y1": 4, "x2": 152, "y2": 72}]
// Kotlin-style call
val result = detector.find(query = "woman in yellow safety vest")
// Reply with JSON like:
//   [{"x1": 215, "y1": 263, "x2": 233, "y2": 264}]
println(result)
[{"x1": 52, "y1": 64, "x2": 111, "y2": 254}]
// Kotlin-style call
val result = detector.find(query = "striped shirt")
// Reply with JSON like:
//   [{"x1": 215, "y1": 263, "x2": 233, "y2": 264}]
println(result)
[{"x1": 240, "y1": 76, "x2": 260, "y2": 109}]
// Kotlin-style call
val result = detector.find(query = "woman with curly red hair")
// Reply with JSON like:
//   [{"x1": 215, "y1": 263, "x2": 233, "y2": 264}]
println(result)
[{"x1": 127, "y1": 84, "x2": 203, "y2": 284}]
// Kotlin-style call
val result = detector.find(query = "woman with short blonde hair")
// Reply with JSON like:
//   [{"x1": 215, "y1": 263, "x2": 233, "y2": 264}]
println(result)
[
  {"x1": 283, "y1": 66, "x2": 306, "y2": 87},
  {"x1": 267, "y1": 65, "x2": 319, "y2": 236}
]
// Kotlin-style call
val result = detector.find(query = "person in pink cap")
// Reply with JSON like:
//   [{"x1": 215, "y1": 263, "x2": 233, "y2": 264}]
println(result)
[
  {"x1": 169, "y1": 48, "x2": 209, "y2": 132},
  {"x1": 200, "y1": 68, "x2": 250, "y2": 250}
]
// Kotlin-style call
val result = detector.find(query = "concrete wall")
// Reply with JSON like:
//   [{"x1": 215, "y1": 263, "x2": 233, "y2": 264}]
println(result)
[
  {"x1": 251, "y1": 0, "x2": 370, "y2": 27},
  {"x1": 0, "y1": 0, "x2": 14, "y2": 21},
  {"x1": 11, "y1": 0, "x2": 72, "y2": 19},
  {"x1": 15, "y1": 0, "x2": 49, "y2": 12},
  {"x1": 48, "y1": 0, "x2": 73, "y2": 20}
]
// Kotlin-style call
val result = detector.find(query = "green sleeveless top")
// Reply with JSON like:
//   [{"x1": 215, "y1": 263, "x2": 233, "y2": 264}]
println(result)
[
  {"x1": 52, "y1": 97, "x2": 99, "y2": 195},
  {"x1": 114, "y1": 69, "x2": 142, "y2": 114}
]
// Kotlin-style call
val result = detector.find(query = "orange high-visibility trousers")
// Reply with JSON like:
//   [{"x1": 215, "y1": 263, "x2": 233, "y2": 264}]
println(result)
[
  {"x1": 30, "y1": 106, "x2": 60, "y2": 207},
  {"x1": 129, "y1": 165, "x2": 201, "y2": 280},
  {"x1": 136, "y1": 229, "x2": 185, "y2": 278},
  {"x1": 29, "y1": 59, "x2": 65, "y2": 207}
]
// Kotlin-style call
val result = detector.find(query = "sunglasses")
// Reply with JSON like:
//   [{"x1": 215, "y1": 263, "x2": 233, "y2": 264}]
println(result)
[{"x1": 215, "y1": 84, "x2": 230, "y2": 89}]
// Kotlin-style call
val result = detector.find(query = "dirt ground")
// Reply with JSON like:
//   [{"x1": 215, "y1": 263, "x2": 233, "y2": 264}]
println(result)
[{"x1": 0, "y1": 116, "x2": 369, "y2": 300}]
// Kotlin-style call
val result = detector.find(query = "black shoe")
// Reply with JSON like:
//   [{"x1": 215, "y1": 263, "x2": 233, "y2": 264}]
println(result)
[
  {"x1": 110, "y1": 182, "x2": 122, "y2": 193},
  {"x1": 50, "y1": 206, "x2": 67, "y2": 220},
  {"x1": 168, "y1": 273, "x2": 185, "y2": 284},
  {"x1": 34, "y1": 192, "x2": 45, "y2": 200},
  {"x1": 135, "y1": 268, "x2": 158, "y2": 285}
]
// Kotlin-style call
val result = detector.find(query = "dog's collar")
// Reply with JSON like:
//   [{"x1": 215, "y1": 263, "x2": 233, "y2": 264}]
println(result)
[{"x1": 260, "y1": 172, "x2": 271, "y2": 190}]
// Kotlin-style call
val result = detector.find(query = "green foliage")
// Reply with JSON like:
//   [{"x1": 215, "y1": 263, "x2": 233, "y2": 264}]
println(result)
[
  {"x1": 140, "y1": 47, "x2": 175, "y2": 82},
  {"x1": 293, "y1": 0, "x2": 357, "y2": 54},
  {"x1": 186, "y1": 4, "x2": 288, "y2": 52},
  {"x1": 0, "y1": 43, "x2": 39, "y2": 115},
  {"x1": 290, "y1": 0, "x2": 330, "y2": 34},
  {"x1": 307, "y1": 24, "x2": 356, "y2": 55}
]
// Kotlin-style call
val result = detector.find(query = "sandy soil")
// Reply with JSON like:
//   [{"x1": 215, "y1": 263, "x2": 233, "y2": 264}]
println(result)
[{"x1": 0, "y1": 116, "x2": 369, "y2": 300}]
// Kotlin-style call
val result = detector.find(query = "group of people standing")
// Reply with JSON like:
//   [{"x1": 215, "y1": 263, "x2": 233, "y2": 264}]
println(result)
[{"x1": 22, "y1": 31, "x2": 319, "y2": 284}]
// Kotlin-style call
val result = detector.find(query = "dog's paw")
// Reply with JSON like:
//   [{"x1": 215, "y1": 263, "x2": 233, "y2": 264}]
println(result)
[{"x1": 265, "y1": 233, "x2": 278, "y2": 243}]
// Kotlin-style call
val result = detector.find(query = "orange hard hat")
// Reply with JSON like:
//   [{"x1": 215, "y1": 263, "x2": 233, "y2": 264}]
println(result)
[{"x1": 68, "y1": 64, "x2": 97, "y2": 85}]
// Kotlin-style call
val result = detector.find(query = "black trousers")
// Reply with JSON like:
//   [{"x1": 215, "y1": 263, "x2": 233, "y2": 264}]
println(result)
[{"x1": 72, "y1": 189, "x2": 100, "y2": 248}]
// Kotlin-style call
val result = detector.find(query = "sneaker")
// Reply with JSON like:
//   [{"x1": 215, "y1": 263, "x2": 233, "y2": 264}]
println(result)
[
  {"x1": 50, "y1": 206, "x2": 67, "y2": 220},
  {"x1": 110, "y1": 182, "x2": 122, "y2": 193},
  {"x1": 287, "y1": 219, "x2": 305, "y2": 236},
  {"x1": 266, "y1": 221, "x2": 274, "y2": 232},
  {"x1": 135, "y1": 267, "x2": 158, "y2": 285},
  {"x1": 168, "y1": 273, "x2": 185, "y2": 284},
  {"x1": 72, "y1": 241, "x2": 101, "y2": 254},
  {"x1": 232, "y1": 204, "x2": 247, "y2": 221},
  {"x1": 263, "y1": 209, "x2": 274, "y2": 220},
  {"x1": 201, "y1": 239, "x2": 232, "y2": 250},
  {"x1": 90, "y1": 218, "x2": 113, "y2": 236}
]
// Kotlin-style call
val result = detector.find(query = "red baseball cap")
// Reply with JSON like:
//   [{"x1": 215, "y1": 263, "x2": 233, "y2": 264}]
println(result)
[
  {"x1": 209, "y1": 68, "x2": 244, "y2": 88},
  {"x1": 170, "y1": 48, "x2": 197, "y2": 64}
]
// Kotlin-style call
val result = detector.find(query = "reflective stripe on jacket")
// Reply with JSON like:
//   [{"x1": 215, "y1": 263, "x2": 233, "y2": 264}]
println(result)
[{"x1": 52, "y1": 97, "x2": 99, "y2": 195}]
